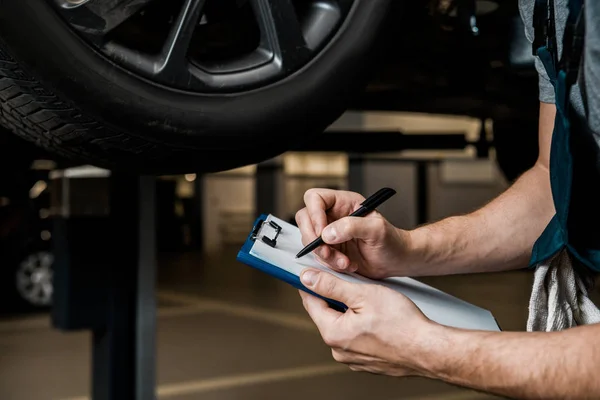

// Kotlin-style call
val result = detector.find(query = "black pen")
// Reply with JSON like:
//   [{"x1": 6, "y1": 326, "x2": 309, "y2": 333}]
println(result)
[{"x1": 295, "y1": 187, "x2": 397, "y2": 259}]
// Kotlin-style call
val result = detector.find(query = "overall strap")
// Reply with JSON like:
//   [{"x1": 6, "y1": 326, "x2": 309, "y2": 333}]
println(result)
[
  {"x1": 532, "y1": 0, "x2": 585, "y2": 108},
  {"x1": 532, "y1": 0, "x2": 547, "y2": 54},
  {"x1": 560, "y1": 1, "x2": 585, "y2": 93},
  {"x1": 533, "y1": 0, "x2": 557, "y2": 63}
]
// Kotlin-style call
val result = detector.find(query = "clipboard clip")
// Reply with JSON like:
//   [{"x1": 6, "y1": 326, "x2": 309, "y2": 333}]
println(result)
[{"x1": 251, "y1": 218, "x2": 282, "y2": 248}]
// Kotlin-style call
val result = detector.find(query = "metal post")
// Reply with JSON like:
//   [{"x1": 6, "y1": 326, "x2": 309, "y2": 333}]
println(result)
[
  {"x1": 50, "y1": 170, "x2": 156, "y2": 400},
  {"x1": 255, "y1": 158, "x2": 285, "y2": 219},
  {"x1": 189, "y1": 177, "x2": 204, "y2": 250},
  {"x1": 92, "y1": 174, "x2": 156, "y2": 400},
  {"x1": 135, "y1": 176, "x2": 157, "y2": 400},
  {"x1": 476, "y1": 118, "x2": 490, "y2": 159},
  {"x1": 416, "y1": 162, "x2": 429, "y2": 225},
  {"x1": 347, "y1": 154, "x2": 364, "y2": 194}
]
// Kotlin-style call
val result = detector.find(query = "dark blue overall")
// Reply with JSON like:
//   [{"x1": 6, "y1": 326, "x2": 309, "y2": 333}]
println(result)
[{"x1": 528, "y1": 0, "x2": 600, "y2": 273}]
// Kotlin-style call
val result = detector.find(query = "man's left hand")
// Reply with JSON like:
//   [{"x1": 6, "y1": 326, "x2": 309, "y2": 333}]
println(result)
[{"x1": 299, "y1": 268, "x2": 439, "y2": 377}]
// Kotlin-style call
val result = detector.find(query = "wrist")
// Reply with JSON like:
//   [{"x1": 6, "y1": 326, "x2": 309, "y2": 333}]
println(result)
[
  {"x1": 409, "y1": 321, "x2": 455, "y2": 379},
  {"x1": 403, "y1": 216, "x2": 468, "y2": 276},
  {"x1": 400, "y1": 225, "x2": 438, "y2": 276},
  {"x1": 387, "y1": 226, "x2": 424, "y2": 277}
]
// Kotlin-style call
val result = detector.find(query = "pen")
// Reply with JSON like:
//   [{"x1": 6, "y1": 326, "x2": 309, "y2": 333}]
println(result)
[{"x1": 295, "y1": 187, "x2": 397, "y2": 259}]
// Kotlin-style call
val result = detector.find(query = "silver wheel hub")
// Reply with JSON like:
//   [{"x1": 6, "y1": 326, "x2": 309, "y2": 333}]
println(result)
[{"x1": 16, "y1": 251, "x2": 54, "y2": 306}]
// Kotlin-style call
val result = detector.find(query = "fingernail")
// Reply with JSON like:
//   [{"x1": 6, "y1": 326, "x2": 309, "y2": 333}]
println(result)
[
  {"x1": 337, "y1": 258, "x2": 346, "y2": 269},
  {"x1": 322, "y1": 227, "x2": 336, "y2": 242},
  {"x1": 301, "y1": 270, "x2": 319, "y2": 287}
]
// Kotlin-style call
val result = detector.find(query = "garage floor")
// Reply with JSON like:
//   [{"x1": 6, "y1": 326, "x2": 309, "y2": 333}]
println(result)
[
  {"x1": 5, "y1": 149, "x2": 599, "y2": 400},
  {"x1": 0, "y1": 245, "x2": 556, "y2": 400}
]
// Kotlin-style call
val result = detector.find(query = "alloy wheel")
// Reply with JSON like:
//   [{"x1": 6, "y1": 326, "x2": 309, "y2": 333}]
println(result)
[
  {"x1": 50, "y1": 0, "x2": 355, "y2": 92},
  {"x1": 16, "y1": 251, "x2": 54, "y2": 307}
]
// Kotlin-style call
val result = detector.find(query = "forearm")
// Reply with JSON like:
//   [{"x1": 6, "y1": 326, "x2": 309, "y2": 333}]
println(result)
[
  {"x1": 406, "y1": 163, "x2": 553, "y2": 275},
  {"x1": 417, "y1": 324, "x2": 600, "y2": 399},
  {"x1": 405, "y1": 103, "x2": 556, "y2": 276}
]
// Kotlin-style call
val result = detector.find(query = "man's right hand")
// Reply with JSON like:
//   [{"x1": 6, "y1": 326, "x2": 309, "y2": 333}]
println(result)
[{"x1": 295, "y1": 188, "x2": 415, "y2": 279}]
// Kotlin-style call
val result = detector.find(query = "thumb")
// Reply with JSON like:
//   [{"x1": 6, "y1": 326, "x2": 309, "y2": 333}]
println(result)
[
  {"x1": 321, "y1": 216, "x2": 386, "y2": 245},
  {"x1": 300, "y1": 268, "x2": 359, "y2": 307}
]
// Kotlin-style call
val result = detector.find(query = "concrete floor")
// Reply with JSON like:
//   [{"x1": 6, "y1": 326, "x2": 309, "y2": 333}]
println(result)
[{"x1": 0, "y1": 246, "x2": 557, "y2": 400}]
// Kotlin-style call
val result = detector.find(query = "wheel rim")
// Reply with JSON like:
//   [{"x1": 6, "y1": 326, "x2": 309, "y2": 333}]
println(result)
[
  {"x1": 49, "y1": 0, "x2": 355, "y2": 93},
  {"x1": 16, "y1": 251, "x2": 54, "y2": 307}
]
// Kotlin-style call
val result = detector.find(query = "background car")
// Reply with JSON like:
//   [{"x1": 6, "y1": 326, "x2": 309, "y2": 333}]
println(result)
[{"x1": 0, "y1": 136, "x2": 54, "y2": 312}]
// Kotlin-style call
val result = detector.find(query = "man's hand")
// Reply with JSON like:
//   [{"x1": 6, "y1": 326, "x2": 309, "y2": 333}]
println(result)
[
  {"x1": 299, "y1": 268, "x2": 436, "y2": 377},
  {"x1": 295, "y1": 188, "x2": 415, "y2": 279},
  {"x1": 298, "y1": 269, "x2": 600, "y2": 400},
  {"x1": 294, "y1": 103, "x2": 556, "y2": 278}
]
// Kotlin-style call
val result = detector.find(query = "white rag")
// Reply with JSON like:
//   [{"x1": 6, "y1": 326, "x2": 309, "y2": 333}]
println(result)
[{"x1": 527, "y1": 248, "x2": 600, "y2": 332}]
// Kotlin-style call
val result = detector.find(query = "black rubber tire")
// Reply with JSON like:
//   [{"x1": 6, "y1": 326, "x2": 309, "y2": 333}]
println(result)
[
  {"x1": 5, "y1": 247, "x2": 54, "y2": 313},
  {"x1": 0, "y1": 0, "x2": 391, "y2": 174},
  {"x1": 0, "y1": 206, "x2": 51, "y2": 313}
]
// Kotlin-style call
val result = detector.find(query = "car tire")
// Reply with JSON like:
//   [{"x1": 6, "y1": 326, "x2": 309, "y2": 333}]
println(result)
[
  {"x1": 0, "y1": 0, "x2": 392, "y2": 174},
  {"x1": 12, "y1": 248, "x2": 54, "y2": 312},
  {"x1": 0, "y1": 241, "x2": 53, "y2": 314}
]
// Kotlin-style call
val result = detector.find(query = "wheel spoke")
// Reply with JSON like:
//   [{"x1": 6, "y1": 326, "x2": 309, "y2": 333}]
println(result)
[
  {"x1": 102, "y1": 0, "x2": 208, "y2": 87},
  {"x1": 28, "y1": 283, "x2": 42, "y2": 302},
  {"x1": 55, "y1": 0, "x2": 157, "y2": 43},
  {"x1": 251, "y1": 0, "x2": 310, "y2": 71},
  {"x1": 336, "y1": 0, "x2": 355, "y2": 14},
  {"x1": 157, "y1": 0, "x2": 207, "y2": 75},
  {"x1": 59, "y1": 0, "x2": 355, "y2": 92},
  {"x1": 42, "y1": 282, "x2": 54, "y2": 299}
]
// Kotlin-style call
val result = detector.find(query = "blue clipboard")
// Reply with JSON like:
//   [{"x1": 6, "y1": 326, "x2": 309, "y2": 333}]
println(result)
[
  {"x1": 236, "y1": 214, "x2": 347, "y2": 312},
  {"x1": 237, "y1": 215, "x2": 501, "y2": 331}
]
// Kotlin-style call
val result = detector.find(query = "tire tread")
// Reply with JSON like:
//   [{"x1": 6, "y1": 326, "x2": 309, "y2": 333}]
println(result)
[{"x1": 0, "y1": 40, "x2": 155, "y2": 168}]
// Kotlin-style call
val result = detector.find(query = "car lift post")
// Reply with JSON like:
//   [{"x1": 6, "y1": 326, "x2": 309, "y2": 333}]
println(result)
[{"x1": 51, "y1": 171, "x2": 157, "y2": 400}]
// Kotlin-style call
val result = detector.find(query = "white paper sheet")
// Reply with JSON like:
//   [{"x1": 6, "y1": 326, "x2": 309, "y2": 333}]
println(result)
[{"x1": 250, "y1": 215, "x2": 500, "y2": 331}]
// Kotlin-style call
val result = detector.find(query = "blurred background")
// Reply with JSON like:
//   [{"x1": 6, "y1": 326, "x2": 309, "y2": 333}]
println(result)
[
  {"x1": 0, "y1": 0, "x2": 588, "y2": 398},
  {"x1": 2, "y1": 110, "x2": 584, "y2": 400}
]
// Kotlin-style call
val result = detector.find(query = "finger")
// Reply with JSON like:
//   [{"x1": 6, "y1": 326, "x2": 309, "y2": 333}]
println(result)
[
  {"x1": 299, "y1": 289, "x2": 340, "y2": 334},
  {"x1": 303, "y1": 189, "x2": 332, "y2": 236},
  {"x1": 295, "y1": 208, "x2": 318, "y2": 246},
  {"x1": 348, "y1": 364, "x2": 365, "y2": 372},
  {"x1": 321, "y1": 216, "x2": 387, "y2": 246},
  {"x1": 314, "y1": 242, "x2": 362, "y2": 273},
  {"x1": 332, "y1": 348, "x2": 354, "y2": 364},
  {"x1": 300, "y1": 268, "x2": 361, "y2": 307},
  {"x1": 316, "y1": 246, "x2": 352, "y2": 272},
  {"x1": 296, "y1": 208, "x2": 333, "y2": 260},
  {"x1": 303, "y1": 189, "x2": 365, "y2": 235},
  {"x1": 333, "y1": 349, "x2": 386, "y2": 364}
]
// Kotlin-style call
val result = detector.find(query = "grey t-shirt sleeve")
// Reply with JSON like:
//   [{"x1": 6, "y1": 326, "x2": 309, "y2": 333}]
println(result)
[
  {"x1": 518, "y1": 0, "x2": 569, "y2": 104},
  {"x1": 584, "y1": 1, "x2": 600, "y2": 132}
]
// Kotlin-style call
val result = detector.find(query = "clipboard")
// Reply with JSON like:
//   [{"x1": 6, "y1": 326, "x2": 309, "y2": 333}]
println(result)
[
  {"x1": 236, "y1": 214, "x2": 347, "y2": 311},
  {"x1": 237, "y1": 214, "x2": 501, "y2": 331}
]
